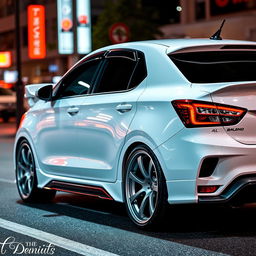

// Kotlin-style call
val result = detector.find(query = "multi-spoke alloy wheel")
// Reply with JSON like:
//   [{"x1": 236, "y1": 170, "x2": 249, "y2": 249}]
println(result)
[
  {"x1": 16, "y1": 140, "x2": 56, "y2": 202},
  {"x1": 124, "y1": 145, "x2": 167, "y2": 228},
  {"x1": 16, "y1": 142, "x2": 35, "y2": 199}
]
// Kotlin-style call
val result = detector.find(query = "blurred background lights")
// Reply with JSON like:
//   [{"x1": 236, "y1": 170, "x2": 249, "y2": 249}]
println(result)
[{"x1": 176, "y1": 6, "x2": 182, "y2": 12}]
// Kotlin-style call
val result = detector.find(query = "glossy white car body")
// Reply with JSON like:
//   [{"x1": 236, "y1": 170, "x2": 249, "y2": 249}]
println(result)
[{"x1": 15, "y1": 39, "x2": 256, "y2": 210}]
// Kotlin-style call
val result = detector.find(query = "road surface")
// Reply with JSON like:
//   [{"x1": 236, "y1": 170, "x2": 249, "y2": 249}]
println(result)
[{"x1": 1, "y1": 120, "x2": 256, "y2": 256}]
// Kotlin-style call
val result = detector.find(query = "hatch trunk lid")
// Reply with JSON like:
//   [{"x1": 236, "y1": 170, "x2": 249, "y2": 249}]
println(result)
[{"x1": 205, "y1": 81, "x2": 256, "y2": 145}]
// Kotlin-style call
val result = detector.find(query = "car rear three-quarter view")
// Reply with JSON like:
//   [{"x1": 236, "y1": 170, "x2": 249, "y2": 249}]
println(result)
[{"x1": 14, "y1": 39, "x2": 256, "y2": 229}]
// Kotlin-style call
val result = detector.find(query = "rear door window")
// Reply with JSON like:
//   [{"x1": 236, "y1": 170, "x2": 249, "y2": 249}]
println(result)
[
  {"x1": 93, "y1": 50, "x2": 147, "y2": 94},
  {"x1": 94, "y1": 58, "x2": 136, "y2": 94}
]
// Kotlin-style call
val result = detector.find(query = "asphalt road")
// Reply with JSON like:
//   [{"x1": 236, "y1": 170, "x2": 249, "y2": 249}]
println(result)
[{"x1": 1, "y1": 120, "x2": 256, "y2": 256}]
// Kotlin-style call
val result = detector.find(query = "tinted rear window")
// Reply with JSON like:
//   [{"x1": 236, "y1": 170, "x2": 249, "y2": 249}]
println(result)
[{"x1": 169, "y1": 51, "x2": 256, "y2": 83}]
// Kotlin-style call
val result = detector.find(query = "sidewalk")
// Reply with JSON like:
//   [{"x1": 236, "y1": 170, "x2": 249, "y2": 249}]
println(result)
[
  {"x1": 0, "y1": 121, "x2": 16, "y2": 138},
  {"x1": 0, "y1": 119, "x2": 16, "y2": 183}
]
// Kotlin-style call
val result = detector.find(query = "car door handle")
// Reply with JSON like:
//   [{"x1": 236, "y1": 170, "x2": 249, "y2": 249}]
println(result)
[
  {"x1": 116, "y1": 103, "x2": 133, "y2": 113},
  {"x1": 67, "y1": 107, "x2": 79, "y2": 116}
]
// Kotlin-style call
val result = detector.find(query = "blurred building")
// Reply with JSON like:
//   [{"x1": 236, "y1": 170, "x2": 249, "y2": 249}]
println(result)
[
  {"x1": 0, "y1": 0, "x2": 107, "y2": 85},
  {"x1": 0, "y1": 0, "x2": 255, "y2": 85},
  {"x1": 160, "y1": 0, "x2": 256, "y2": 41}
]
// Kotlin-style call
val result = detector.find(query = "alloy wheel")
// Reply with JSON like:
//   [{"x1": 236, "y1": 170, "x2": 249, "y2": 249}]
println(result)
[
  {"x1": 16, "y1": 142, "x2": 35, "y2": 199},
  {"x1": 125, "y1": 151, "x2": 159, "y2": 225}
]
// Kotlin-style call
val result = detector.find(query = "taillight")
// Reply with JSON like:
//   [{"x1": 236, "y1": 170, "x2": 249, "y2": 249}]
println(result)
[
  {"x1": 172, "y1": 100, "x2": 247, "y2": 128},
  {"x1": 18, "y1": 113, "x2": 26, "y2": 129}
]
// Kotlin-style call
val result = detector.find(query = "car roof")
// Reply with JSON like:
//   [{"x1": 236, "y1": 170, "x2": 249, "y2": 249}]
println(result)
[
  {"x1": 148, "y1": 38, "x2": 256, "y2": 52},
  {"x1": 94, "y1": 38, "x2": 256, "y2": 54}
]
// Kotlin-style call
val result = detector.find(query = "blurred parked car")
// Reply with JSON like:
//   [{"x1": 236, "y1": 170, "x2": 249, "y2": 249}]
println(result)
[{"x1": 0, "y1": 87, "x2": 16, "y2": 122}]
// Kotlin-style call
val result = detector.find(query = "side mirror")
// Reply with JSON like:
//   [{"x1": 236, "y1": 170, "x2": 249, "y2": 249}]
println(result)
[{"x1": 36, "y1": 84, "x2": 53, "y2": 101}]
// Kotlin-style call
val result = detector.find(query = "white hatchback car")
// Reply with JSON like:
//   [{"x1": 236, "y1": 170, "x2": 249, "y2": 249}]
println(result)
[{"x1": 15, "y1": 39, "x2": 256, "y2": 228}]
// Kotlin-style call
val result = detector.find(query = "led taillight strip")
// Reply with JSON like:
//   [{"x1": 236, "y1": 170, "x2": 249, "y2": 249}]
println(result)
[
  {"x1": 178, "y1": 103, "x2": 220, "y2": 125},
  {"x1": 193, "y1": 103, "x2": 244, "y2": 116},
  {"x1": 172, "y1": 100, "x2": 247, "y2": 127}
]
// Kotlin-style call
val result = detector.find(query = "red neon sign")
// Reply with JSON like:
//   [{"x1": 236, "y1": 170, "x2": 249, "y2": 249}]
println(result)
[
  {"x1": 28, "y1": 5, "x2": 46, "y2": 59},
  {"x1": 0, "y1": 52, "x2": 11, "y2": 68},
  {"x1": 215, "y1": 0, "x2": 229, "y2": 7},
  {"x1": 215, "y1": 0, "x2": 250, "y2": 7},
  {"x1": 78, "y1": 15, "x2": 88, "y2": 25},
  {"x1": 232, "y1": 0, "x2": 249, "y2": 3}
]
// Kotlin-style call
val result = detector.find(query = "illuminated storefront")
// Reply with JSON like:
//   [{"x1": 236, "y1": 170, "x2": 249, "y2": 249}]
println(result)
[
  {"x1": 0, "y1": 0, "x2": 254, "y2": 85},
  {"x1": 210, "y1": 0, "x2": 256, "y2": 16},
  {"x1": 161, "y1": 0, "x2": 256, "y2": 41},
  {"x1": 0, "y1": 0, "x2": 105, "y2": 85}
]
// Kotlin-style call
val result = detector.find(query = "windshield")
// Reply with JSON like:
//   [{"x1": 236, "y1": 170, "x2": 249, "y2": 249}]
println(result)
[
  {"x1": 0, "y1": 88, "x2": 13, "y2": 96},
  {"x1": 169, "y1": 51, "x2": 256, "y2": 83}
]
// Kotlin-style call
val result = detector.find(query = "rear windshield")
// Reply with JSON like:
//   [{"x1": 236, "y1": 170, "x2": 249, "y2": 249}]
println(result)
[{"x1": 169, "y1": 51, "x2": 256, "y2": 83}]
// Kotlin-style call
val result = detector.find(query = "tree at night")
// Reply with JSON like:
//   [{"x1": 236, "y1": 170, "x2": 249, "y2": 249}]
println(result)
[{"x1": 93, "y1": 0, "x2": 162, "y2": 49}]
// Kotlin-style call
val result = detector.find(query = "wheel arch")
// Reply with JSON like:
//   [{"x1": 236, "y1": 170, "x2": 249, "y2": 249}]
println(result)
[
  {"x1": 119, "y1": 138, "x2": 169, "y2": 202},
  {"x1": 121, "y1": 142, "x2": 145, "y2": 180},
  {"x1": 15, "y1": 136, "x2": 27, "y2": 156},
  {"x1": 121, "y1": 140, "x2": 169, "y2": 227},
  {"x1": 14, "y1": 130, "x2": 39, "y2": 171}
]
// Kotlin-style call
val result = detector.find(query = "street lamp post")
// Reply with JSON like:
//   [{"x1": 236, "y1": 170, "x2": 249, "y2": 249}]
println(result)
[{"x1": 15, "y1": 0, "x2": 24, "y2": 129}]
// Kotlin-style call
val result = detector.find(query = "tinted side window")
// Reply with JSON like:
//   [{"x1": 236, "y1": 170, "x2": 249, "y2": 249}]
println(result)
[
  {"x1": 58, "y1": 60, "x2": 101, "y2": 98},
  {"x1": 94, "y1": 58, "x2": 136, "y2": 94},
  {"x1": 129, "y1": 52, "x2": 147, "y2": 89}
]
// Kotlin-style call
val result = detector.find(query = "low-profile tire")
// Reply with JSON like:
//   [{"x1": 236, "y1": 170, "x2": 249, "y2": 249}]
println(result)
[
  {"x1": 16, "y1": 139, "x2": 56, "y2": 203},
  {"x1": 124, "y1": 145, "x2": 168, "y2": 229}
]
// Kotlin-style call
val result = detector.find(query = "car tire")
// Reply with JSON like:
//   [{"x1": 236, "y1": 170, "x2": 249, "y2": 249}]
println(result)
[
  {"x1": 124, "y1": 145, "x2": 168, "y2": 229},
  {"x1": 16, "y1": 139, "x2": 56, "y2": 203}
]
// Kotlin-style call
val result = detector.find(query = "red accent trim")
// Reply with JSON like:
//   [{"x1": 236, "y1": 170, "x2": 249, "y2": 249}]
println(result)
[
  {"x1": 198, "y1": 185, "x2": 220, "y2": 193},
  {"x1": 19, "y1": 113, "x2": 27, "y2": 129},
  {"x1": 45, "y1": 181, "x2": 113, "y2": 200},
  {"x1": 49, "y1": 188, "x2": 113, "y2": 200}
]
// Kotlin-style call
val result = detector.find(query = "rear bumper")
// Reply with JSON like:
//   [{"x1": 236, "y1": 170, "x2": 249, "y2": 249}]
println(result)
[
  {"x1": 199, "y1": 175, "x2": 256, "y2": 204},
  {"x1": 155, "y1": 126, "x2": 256, "y2": 205}
]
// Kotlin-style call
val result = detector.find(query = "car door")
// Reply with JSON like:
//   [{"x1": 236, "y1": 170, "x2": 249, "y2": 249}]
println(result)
[
  {"x1": 36, "y1": 55, "x2": 104, "y2": 177},
  {"x1": 69, "y1": 49, "x2": 148, "y2": 182}
]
